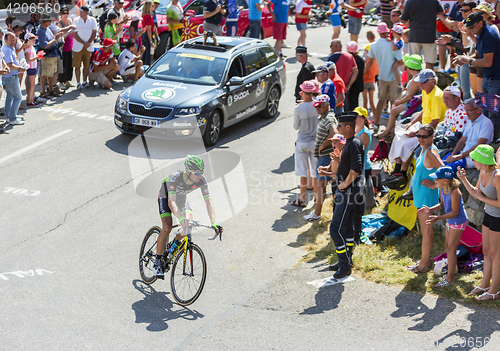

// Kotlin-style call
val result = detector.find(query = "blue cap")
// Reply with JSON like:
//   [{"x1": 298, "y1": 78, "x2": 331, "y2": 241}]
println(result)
[{"x1": 430, "y1": 166, "x2": 455, "y2": 180}]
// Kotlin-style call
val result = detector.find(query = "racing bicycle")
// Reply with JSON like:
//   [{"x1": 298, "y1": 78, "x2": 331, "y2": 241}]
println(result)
[{"x1": 139, "y1": 220, "x2": 222, "y2": 306}]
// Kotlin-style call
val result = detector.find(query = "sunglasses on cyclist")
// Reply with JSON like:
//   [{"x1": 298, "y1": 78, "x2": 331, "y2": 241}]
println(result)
[
  {"x1": 192, "y1": 172, "x2": 203, "y2": 176},
  {"x1": 416, "y1": 134, "x2": 431, "y2": 139}
]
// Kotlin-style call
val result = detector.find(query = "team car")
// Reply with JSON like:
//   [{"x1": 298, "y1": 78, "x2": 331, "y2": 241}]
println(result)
[{"x1": 114, "y1": 36, "x2": 286, "y2": 146}]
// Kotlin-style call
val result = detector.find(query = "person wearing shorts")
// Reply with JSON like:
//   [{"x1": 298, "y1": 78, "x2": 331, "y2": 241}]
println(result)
[
  {"x1": 329, "y1": 0, "x2": 342, "y2": 39},
  {"x1": 37, "y1": 13, "x2": 63, "y2": 98},
  {"x1": 203, "y1": 0, "x2": 225, "y2": 36},
  {"x1": 72, "y1": 6, "x2": 98, "y2": 89},
  {"x1": 401, "y1": 0, "x2": 444, "y2": 69},
  {"x1": 345, "y1": 0, "x2": 365, "y2": 42},
  {"x1": 304, "y1": 94, "x2": 338, "y2": 222},
  {"x1": 295, "y1": 0, "x2": 311, "y2": 47},
  {"x1": 118, "y1": 39, "x2": 145, "y2": 82},
  {"x1": 89, "y1": 38, "x2": 120, "y2": 89},
  {"x1": 268, "y1": 0, "x2": 290, "y2": 57}
]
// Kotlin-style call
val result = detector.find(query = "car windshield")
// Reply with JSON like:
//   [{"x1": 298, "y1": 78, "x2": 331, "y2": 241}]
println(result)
[
  {"x1": 158, "y1": 0, "x2": 190, "y2": 14},
  {"x1": 147, "y1": 52, "x2": 228, "y2": 85}
]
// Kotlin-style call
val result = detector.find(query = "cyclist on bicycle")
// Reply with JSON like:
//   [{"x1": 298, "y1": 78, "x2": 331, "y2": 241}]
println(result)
[{"x1": 154, "y1": 155, "x2": 222, "y2": 278}]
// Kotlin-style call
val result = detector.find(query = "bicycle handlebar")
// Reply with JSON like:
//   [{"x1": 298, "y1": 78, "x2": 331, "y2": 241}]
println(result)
[{"x1": 178, "y1": 220, "x2": 223, "y2": 241}]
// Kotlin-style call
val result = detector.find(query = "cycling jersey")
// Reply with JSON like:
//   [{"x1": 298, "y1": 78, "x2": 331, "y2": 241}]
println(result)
[{"x1": 158, "y1": 170, "x2": 211, "y2": 218}]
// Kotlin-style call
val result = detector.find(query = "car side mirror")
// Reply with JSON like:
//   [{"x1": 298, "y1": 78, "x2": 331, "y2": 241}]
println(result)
[
  {"x1": 226, "y1": 77, "x2": 244, "y2": 86},
  {"x1": 140, "y1": 65, "x2": 149, "y2": 74},
  {"x1": 185, "y1": 10, "x2": 196, "y2": 17}
]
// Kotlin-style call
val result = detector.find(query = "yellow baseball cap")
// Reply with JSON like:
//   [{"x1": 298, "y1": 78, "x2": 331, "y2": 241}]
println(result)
[{"x1": 353, "y1": 107, "x2": 368, "y2": 118}]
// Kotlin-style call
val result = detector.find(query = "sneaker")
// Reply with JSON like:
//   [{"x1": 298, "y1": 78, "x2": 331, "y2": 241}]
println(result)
[
  {"x1": 372, "y1": 124, "x2": 379, "y2": 133},
  {"x1": 438, "y1": 69, "x2": 446, "y2": 73},
  {"x1": 64, "y1": 81, "x2": 75, "y2": 88},
  {"x1": 9, "y1": 118, "x2": 25, "y2": 125},
  {"x1": 382, "y1": 173, "x2": 408, "y2": 189},
  {"x1": 153, "y1": 259, "x2": 164, "y2": 279},
  {"x1": 35, "y1": 96, "x2": 46, "y2": 103},
  {"x1": 381, "y1": 113, "x2": 390, "y2": 119},
  {"x1": 58, "y1": 82, "x2": 68, "y2": 91},
  {"x1": 27, "y1": 102, "x2": 40, "y2": 107},
  {"x1": 77, "y1": 82, "x2": 84, "y2": 90},
  {"x1": 445, "y1": 68, "x2": 456, "y2": 74},
  {"x1": 83, "y1": 81, "x2": 92, "y2": 88},
  {"x1": 53, "y1": 85, "x2": 65, "y2": 94},
  {"x1": 303, "y1": 211, "x2": 321, "y2": 221}
]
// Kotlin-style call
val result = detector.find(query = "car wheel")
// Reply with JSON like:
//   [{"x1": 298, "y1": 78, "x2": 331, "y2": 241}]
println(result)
[
  {"x1": 203, "y1": 110, "x2": 222, "y2": 146},
  {"x1": 262, "y1": 86, "x2": 280, "y2": 119}
]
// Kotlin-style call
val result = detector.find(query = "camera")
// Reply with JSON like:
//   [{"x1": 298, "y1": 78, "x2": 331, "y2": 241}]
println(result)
[{"x1": 206, "y1": 30, "x2": 214, "y2": 38}]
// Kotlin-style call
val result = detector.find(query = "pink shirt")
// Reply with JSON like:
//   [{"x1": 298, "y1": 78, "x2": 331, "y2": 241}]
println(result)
[
  {"x1": 25, "y1": 46, "x2": 38, "y2": 69},
  {"x1": 335, "y1": 52, "x2": 357, "y2": 86}
]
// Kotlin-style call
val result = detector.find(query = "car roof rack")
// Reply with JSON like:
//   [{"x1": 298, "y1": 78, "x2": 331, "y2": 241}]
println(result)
[{"x1": 183, "y1": 42, "x2": 227, "y2": 52}]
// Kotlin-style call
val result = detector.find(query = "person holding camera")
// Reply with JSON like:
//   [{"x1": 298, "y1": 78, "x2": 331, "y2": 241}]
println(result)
[{"x1": 203, "y1": 0, "x2": 226, "y2": 36}]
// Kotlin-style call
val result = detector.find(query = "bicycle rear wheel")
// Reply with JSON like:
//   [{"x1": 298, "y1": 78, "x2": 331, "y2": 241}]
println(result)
[
  {"x1": 170, "y1": 243, "x2": 207, "y2": 306},
  {"x1": 139, "y1": 226, "x2": 160, "y2": 284}
]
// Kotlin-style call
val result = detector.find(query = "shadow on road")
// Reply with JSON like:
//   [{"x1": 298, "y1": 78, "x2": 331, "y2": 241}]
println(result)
[
  {"x1": 391, "y1": 278, "x2": 456, "y2": 332},
  {"x1": 271, "y1": 154, "x2": 294, "y2": 174},
  {"x1": 131, "y1": 280, "x2": 204, "y2": 332},
  {"x1": 300, "y1": 283, "x2": 345, "y2": 315},
  {"x1": 434, "y1": 309, "x2": 500, "y2": 350}
]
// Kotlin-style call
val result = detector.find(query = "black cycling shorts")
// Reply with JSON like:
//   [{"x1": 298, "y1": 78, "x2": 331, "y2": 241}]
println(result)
[{"x1": 158, "y1": 196, "x2": 192, "y2": 219}]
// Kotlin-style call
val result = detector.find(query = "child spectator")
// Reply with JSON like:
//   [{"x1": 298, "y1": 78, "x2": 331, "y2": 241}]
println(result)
[
  {"x1": 118, "y1": 39, "x2": 145, "y2": 82},
  {"x1": 390, "y1": 24, "x2": 404, "y2": 94},
  {"x1": 127, "y1": 15, "x2": 145, "y2": 50},
  {"x1": 295, "y1": 0, "x2": 311, "y2": 47},
  {"x1": 104, "y1": 12, "x2": 123, "y2": 58},
  {"x1": 402, "y1": 28, "x2": 409, "y2": 55},
  {"x1": 226, "y1": 0, "x2": 241, "y2": 36},
  {"x1": 24, "y1": 33, "x2": 40, "y2": 107},
  {"x1": 423, "y1": 166, "x2": 468, "y2": 288},
  {"x1": 362, "y1": 40, "x2": 378, "y2": 116},
  {"x1": 458, "y1": 145, "x2": 500, "y2": 301}
]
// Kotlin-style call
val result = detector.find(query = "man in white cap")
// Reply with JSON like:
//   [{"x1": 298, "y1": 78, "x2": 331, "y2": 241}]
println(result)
[
  {"x1": 365, "y1": 22, "x2": 403, "y2": 132},
  {"x1": 304, "y1": 94, "x2": 338, "y2": 221}
]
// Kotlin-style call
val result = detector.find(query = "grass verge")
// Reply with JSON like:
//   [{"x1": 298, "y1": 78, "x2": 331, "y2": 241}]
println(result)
[{"x1": 301, "y1": 195, "x2": 500, "y2": 308}]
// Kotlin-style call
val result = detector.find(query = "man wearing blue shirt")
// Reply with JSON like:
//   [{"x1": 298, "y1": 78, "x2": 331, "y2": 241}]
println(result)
[
  {"x1": 2, "y1": 32, "x2": 25, "y2": 126},
  {"x1": 248, "y1": 0, "x2": 268, "y2": 38},
  {"x1": 37, "y1": 13, "x2": 64, "y2": 98},
  {"x1": 203, "y1": 0, "x2": 226, "y2": 36},
  {"x1": 455, "y1": 12, "x2": 500, "y2": 138},
  {"x1": 267, "y1": 0, "x2": 290, "y2": 57},
  {"x1": 313, "y1": 66, "x2": 337, "y2": 110}
]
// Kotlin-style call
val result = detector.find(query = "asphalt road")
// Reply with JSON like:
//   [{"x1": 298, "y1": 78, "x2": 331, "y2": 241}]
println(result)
[{"x1": 1, "y1": 22, "x2": 499, "y2": 350}]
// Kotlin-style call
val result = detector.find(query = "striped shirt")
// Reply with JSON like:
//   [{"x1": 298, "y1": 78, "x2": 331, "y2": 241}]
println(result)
[
  {"x1": 314, "y1": 111, "x2": 338, "y2": 157},
  {"x1": 380, "y1": 0, "x2": 395, "y2": 16}
]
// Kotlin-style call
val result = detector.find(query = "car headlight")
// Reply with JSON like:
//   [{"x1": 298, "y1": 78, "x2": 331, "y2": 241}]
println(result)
[
  {"x1": 175, "y1": 107, "x2": 202, "y2": 117},
  {"x1": 117, "y1": 96, "x2": 128, "y2": 112}
]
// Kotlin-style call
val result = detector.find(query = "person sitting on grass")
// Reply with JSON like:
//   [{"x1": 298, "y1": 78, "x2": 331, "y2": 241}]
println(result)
[
  {"x1": 89, "y1": 37, "x2": 120, "y2": 90},
  {"x1": 421, "y1": 166, "x2": 468, "y2": 288},
  {"x1": 118, "y1": 39, "x2": 145, "y2": 83}
]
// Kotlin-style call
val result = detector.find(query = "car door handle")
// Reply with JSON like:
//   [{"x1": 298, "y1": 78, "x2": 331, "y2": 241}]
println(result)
[
  {"x1": 265, "y1": 74, "x2": 272, "y2": 78},
  {"x1": 246, "y1": 83, "x2": 253, "y2": 88}
]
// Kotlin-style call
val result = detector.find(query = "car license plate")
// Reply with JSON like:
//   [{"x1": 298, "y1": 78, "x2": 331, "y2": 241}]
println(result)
[{"x1": 132, "y1": 117, "x2": 160, "y2": 128}]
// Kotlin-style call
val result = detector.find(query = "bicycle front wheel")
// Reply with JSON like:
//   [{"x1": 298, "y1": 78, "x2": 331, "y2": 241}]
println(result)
[
  {"x1": 139, "y1": 226, "x2": 160, "y2": 285},
  {"x1": 170, "y1": 243, "x2": 207, "y2": 306}
]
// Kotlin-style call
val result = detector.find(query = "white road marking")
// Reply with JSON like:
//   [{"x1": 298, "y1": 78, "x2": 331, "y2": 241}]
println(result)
[
  {"x1": 3, "y1": 187, "x2": 41, "y2": 196},
  {"x1": 307, "y1": 276, "x2": 355, "y2": 288},
  {"x1": 0, "y1": 269, "x2": 53, "y2": 281},
  {"x1": 0, "y1": 129, "x2": 72, "y2": 165},
  {"x1": 41, "y1": 106, "x2": 114, "y2": 121}
]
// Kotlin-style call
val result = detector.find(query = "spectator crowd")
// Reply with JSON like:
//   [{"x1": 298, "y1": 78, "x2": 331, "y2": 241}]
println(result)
[{"x1": 290, "y1": 0, "x2": 500, "y2": 301}]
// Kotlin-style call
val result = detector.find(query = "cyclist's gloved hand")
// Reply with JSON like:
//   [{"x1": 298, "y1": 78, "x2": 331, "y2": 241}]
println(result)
[{"x1": 212, "y1": 223, "x2": 223, "y2": 240}]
